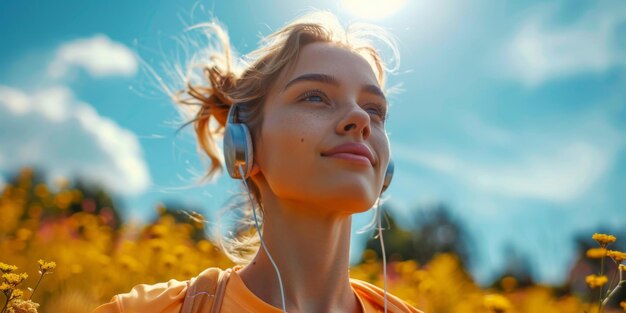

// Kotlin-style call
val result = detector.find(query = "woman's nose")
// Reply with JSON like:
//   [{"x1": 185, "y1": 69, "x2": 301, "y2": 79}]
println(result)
[{"x1": 336, "y1": 104, "x2": 371, "y2": 140}]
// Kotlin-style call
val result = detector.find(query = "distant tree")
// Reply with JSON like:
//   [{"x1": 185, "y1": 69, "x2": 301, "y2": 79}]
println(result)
[
  {"x1": 68, "y1": 179, "x2": 123, "y2": 228},
  {"x1": 491, "y1": 244, "x2": 535, "y2": 289},
  {"x1": 364, "y1": 205, "x2": 415, "y2": 262},
  {"x1": 364, "y1": 202, "x2": 474, "y2": 268},
  {"x1": 152, "y1": 202, "x2": 209, "y2": 242},
  {"x1": 3, "y1": 167, "x2": 123, "y2": 229},
  {"x1": 410, "y1": 203, "x2": 473, "y2": 267}
]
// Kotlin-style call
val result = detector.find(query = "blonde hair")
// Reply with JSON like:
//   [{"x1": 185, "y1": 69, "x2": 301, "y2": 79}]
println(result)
[{"x1": 172, "y1": 11, "x2": 399, "y2": 264}]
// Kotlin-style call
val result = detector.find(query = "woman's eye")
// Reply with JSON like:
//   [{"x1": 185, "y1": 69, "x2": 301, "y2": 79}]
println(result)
[
  {"x1": 365, "y1": 104, "x2": 387, "y2": 121},
  {"x1": 299, "y1": 89, "x2": 328, "y2": 103}
]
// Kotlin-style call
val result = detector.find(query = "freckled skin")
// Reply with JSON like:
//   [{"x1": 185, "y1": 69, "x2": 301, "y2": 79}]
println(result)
[{"x1": 239, "y1": 42, "x2": 390, "y2": 313}]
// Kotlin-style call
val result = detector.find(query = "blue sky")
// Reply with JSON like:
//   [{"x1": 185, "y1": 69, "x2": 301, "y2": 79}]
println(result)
[{"x1": 1, "y1": 0, "x2": 625, "y2": 285}]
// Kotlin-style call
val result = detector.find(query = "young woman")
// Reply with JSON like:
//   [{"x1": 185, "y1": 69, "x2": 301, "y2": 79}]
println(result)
[{"x1": 93, "y1": 11, "x2": 422, "y2": 313}]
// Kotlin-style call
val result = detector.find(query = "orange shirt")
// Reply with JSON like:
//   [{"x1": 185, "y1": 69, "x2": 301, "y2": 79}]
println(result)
[{"x1": 93, "y1": 266, "x2": 422, "y2": 313}]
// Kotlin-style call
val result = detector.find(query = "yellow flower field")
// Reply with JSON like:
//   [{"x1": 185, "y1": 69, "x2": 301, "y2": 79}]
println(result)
[{"x1": 1, "y1": 168, "x2": 625, "y2": 312}]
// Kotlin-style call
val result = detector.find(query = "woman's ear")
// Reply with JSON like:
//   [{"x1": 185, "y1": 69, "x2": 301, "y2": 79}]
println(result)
[{"x1": 249, "y1": 162, "x2": 261, "y2": 177}]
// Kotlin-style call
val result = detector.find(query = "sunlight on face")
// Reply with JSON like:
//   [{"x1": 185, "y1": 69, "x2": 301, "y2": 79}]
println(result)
[
  {"x1": 341, "y1": 0, "x2": 407, "y2": 20},
  {"x1": 255, "y1": 42, "x2": 390, "y2": 214}
]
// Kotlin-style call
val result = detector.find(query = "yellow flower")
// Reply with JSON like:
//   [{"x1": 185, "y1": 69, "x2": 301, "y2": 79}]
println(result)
[
  {"x1": 0, "y1": 282, "x2": 12, "y2": 292},
  {"x1": 7, "y1": 298, "x2": 39, "y2": 313},
  {"x1": 607, "y1": 250, "x2": 626, "y2": 262},
  {"x1": 620, "y1": 301, "x2": 626, "y2": 311},
  {"x1": 173, "y1": 245, "x2": 188, "y2": 259},
  {"x1": 150, "y1": 224, "x2": 168, "y2": 238},
  {"x1": 118, "y1": 255, "x2": 139, "y2": 272},
  {"x1": 0, "y1": 262, "x2": 18, "y2": 273},
  {"x1": 586, "y1": 274, "x2": 608, "y2": 288},
  {"x1": 2, "y1": 273, "x2": 28, "y2": 286},
  {"x1": 149, "y1": 238, "x2": 167, "y2": 253},
  {"x1": 9, "y1": 288, "x2": 24, "y2": 300},
  {"x1": 586, "y1": 248, "x2": 607, "y2": 259},
  {"x1": 37, "y1": 259, "x2": 56, "y2": 274},
  {"x1": 500, "y1": 276, "x2": 517, "y2": 292},
  {"x1": 619, "y1": 264, "x2": 626, "y2": 272},
  {"x1": 593, "y1": 233, "x2": 617, "y2": 246},
  {"x1": 161, "y1": 254, "x2": 177, "y2": 269},
  {"x1": 483, "y1": 294, "x2": 512, "y2": 313},
  {"x1": 197, "y1": 240, "x2": 213, "y2": 253}
]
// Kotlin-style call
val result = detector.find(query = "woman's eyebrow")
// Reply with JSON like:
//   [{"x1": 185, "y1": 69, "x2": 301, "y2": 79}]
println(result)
[
  {"x1": 282, "y1": 73, "x2": 387, "y2": 102},
  {"x1": 362, "y1": 84, "x2": 387, "y2": 103},
  {"x1": 282, "y1": 73, "x2": 339, "y2": 91}
]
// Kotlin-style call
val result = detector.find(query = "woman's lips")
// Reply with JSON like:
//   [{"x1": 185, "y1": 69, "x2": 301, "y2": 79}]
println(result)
[
  {"x1": 321, "y1": 142, "x2": 375, "y2": 166},
  {"x1": 323, "y1": 152, "x2": 372, "y2": 166}
]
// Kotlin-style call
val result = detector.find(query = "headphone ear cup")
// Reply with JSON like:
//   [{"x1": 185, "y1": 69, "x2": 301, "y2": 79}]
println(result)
[
  {"x1": 381, "y1": 159, "x2": 394, "y2": 194},
  {"x1": 223, "y1": 123, "x2": 254, "y2": 179}
]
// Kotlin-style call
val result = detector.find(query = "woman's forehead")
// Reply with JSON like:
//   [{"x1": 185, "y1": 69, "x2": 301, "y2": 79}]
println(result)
[{"x1": 279, "y1": 42, "x2": 381, "y2": 89}]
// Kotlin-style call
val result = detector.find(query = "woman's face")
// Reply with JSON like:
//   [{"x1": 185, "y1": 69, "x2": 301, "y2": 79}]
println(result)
[{"x1": 252, "y1": 42, "x2": 390, "y2": 215}]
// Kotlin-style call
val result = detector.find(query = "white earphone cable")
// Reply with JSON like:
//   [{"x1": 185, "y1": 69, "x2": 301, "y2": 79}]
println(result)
[
  {"x1": 376, "y1": 197, "x2": 388, "y2": 313},
  {"x1": 238, "y1": 164, "x2": 288, "y2": 313}
]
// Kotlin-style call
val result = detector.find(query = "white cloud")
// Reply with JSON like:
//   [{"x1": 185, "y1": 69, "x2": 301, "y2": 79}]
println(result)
[
  {"x1": 48, "y1": 34, "x2": 138, "y2": 79},
  {"x1": 505, "y1": 1, "x2": 626, "y2": 86},
  {"x1": 395, "y1": 116, "x2": 623, "y2": 203},
  {"x1": 0, "y1": 85, "x2": 150, "y2": 195}
]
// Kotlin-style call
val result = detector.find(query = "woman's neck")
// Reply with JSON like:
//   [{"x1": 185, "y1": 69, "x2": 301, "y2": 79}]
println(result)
[{"x1": 237, "y1": 196, "x2": 362, "y2": 313}]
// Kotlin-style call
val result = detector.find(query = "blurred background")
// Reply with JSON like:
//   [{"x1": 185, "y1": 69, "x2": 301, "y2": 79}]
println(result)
[{"x1": 1, "y1": 0, "x2": 625, "y2": 312}]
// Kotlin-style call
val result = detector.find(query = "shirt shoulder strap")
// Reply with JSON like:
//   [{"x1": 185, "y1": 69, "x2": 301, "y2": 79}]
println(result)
[{"x1": 180, "y1": 267, "x2": 233, "y2": 313}]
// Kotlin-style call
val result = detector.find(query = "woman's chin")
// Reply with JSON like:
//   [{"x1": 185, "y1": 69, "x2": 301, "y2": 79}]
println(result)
[{"x1": 322, "y1": 193, "x2": 378, "y2": 215}]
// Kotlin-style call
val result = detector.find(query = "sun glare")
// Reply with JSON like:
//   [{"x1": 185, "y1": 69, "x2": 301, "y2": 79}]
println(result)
[{"x1": 341, "y1": 0, "x2": 407, "y2": 20}]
